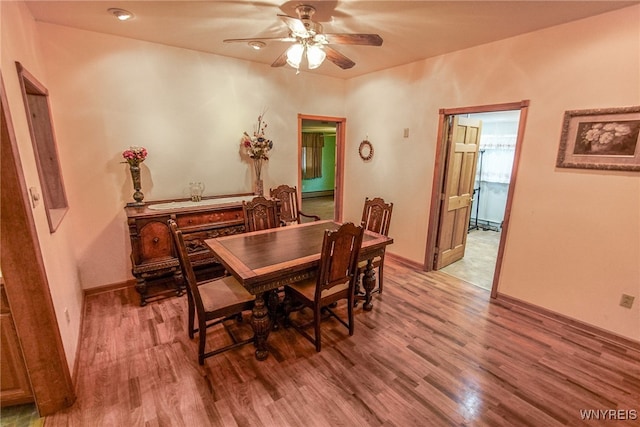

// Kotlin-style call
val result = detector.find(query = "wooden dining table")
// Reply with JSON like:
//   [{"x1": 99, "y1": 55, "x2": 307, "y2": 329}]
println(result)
[{"x1": 205, "y1": 220, "x2": 393, "y2": 360}]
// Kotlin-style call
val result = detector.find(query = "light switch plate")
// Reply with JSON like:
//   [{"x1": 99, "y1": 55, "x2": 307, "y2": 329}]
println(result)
[
  {"x1": 29, "y1": 186, "x2": 41, "y2": 208},
  {"x1": 620, "y1": 294, "x2": 635, "y2": 309}
]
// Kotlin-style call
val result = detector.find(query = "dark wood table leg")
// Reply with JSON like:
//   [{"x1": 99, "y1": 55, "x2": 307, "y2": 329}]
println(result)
[
  {"x1": 362, "y1": 259, "x2": 376, "y2": 311},
  {"x1": 266, "y1": 289, "x2": 280, "y2": 330},
  {"x1": 353, "y1": 272, "x2": 362, "y2": 307},
  {"x1": 251, "y1": 292, "x2": 271, "y2": 360}
]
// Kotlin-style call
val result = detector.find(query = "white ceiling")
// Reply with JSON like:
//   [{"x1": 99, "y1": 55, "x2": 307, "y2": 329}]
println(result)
[{"x1": 25, "y1": 0, "x2": 638, "y2": 80}]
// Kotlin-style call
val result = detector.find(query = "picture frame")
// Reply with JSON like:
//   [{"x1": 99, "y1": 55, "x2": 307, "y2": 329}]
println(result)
[{"x1": 556, "y1": 106, "x2": 640, "y2": 171}]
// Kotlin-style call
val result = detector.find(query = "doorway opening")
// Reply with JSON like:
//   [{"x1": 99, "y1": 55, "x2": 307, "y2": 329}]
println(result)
[
  {"x1": 297, "y1": 114, "x2": 345, "y2": 222},
  {"x1": 425, "y1": 101, "x2": 529, "y2": 298},
  {"x1": 441, "y1": 110, "x2": 521, "y2": 290}
]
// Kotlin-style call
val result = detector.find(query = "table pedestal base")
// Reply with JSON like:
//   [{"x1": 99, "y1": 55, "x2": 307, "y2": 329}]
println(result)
[
  {"x1": 355, "y1": 259, "x2": 377, "y2": 311},
  {"x1": 251, "y1": 293, "x2": 271, "y2": 360}
]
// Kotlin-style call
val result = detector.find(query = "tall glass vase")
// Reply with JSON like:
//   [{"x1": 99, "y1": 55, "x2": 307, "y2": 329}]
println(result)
[
  {"x1": 253, "y1": 158, "x2": 264, "y2": 196},
  {"x1": 129, "y1": 163, "x2": 145, "y2": 206}
]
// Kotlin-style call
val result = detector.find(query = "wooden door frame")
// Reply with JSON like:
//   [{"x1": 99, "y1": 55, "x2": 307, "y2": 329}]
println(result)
[
  {"x1": 1, "y1": 73, "x2": 76, "y2": 414},
  {"x1": 424, "y1": 100, "x2": 529, "y2": 298},
  {"x1": 297, "y1": 114, "x2": 345, "y2": 222}
]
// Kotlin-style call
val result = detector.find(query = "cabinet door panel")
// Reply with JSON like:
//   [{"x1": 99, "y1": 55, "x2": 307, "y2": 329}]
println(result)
[
  {"x1": 1, "y1": 287, "x2": 33, "y2": 406},
  {"x1": 139, "y1": 221, "x2": 172, "y2": 262}
]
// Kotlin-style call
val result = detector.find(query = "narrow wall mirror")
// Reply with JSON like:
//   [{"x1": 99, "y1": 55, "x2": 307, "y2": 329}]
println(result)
[{"x1": 16, "y1": 62, "x2": 68, "y2": 233}]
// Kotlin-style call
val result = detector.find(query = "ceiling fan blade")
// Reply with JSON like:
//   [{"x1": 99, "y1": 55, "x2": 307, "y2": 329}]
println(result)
[
  {"x1": 271, "y1": 49, "x2": 288, "y2": 67},
  {"x1": 277, "y1": 14, "x2": 308, "y2": 37},
  {"x1": 323, "y1": 33, "x2": 383, "y2": 46},
  {"x1": 324, "y1": 46, "x2": 355, "y2": 69},
  {"x1": 223, "y1": 36, "x2": 295, "y2": 43},
  {"x1": 278, "y1": 15, "x2": 308, "y2": 37}
]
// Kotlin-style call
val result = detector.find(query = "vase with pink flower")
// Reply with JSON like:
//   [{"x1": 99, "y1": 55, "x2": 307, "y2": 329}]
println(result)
[
  {"x1": 241, "y1": 111, "x2": 273, "y2": 196},
  {"x1": 122, "y1": 146, "x2": 148, "y2": 206}
]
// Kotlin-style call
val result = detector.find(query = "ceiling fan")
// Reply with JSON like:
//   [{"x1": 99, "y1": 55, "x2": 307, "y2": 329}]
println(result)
[{"x1": 223, "y1": 4, "x2": 383, "y2": 71}]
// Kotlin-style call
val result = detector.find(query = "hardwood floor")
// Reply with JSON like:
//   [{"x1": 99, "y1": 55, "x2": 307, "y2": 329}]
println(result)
[
  {"x1": 45, "y1": 261, "x2": 639, "y2": 426},
  {"x1": 301, "y1": 196, "x2": 334, "y2": 221}
]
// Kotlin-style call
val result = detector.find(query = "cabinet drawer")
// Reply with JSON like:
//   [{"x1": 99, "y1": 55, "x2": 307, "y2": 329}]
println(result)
[{"x1": 176, "y1": 209, "x2": 242, "y2": 228}]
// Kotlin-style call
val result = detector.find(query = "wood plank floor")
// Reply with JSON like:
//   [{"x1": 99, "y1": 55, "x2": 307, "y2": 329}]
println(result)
[
  {"x1": 46, "y1": 261, "x2": 639, "y2": 426},
  {"x1": 301, "y1": 196, "x2": 334, "y2": 221}
]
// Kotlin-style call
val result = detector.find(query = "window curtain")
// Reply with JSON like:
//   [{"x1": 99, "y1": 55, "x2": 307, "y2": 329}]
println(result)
[
  {"x1": 476, "y1": 123, "x2": 517, "y2": 184},
  {"x1": 302, "y1": 133, "x2": 324, "y2": 179}
]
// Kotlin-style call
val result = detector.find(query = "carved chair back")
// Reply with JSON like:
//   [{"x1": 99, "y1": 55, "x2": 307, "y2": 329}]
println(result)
[
  {"x1": 270, "y1": 184, "x2": 320, "y2": 224},
  {"x1": 243, "y1": 196, "x2": 280, "y2": 232},
  {"x1": 315, "y1": 222, "x2": 365, "y2": 301},
  {"x1": 361, "y1": 197, "x2": 393, "y2": 236}
]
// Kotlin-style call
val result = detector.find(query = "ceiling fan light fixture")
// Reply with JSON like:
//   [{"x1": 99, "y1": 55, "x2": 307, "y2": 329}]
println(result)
[
  {"x1": 224, "y1": 3, "x2": 382, "y2": 72},
  {"x1": 286, "y1": 43, "x2": 304, "y2": 68},
  {"x1": 306, "y1": 45, "x2": 326, "y2": 69},
  {"x1": 108, "y1": 8, "x2": 134, "y2": 21}
]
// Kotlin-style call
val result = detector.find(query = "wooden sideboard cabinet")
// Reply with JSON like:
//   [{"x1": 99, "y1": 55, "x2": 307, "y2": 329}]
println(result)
[{"x1": 125, "y1": 193, "x2": 254, "y2": 306}]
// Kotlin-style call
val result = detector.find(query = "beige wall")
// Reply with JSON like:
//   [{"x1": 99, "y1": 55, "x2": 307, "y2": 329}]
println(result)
[
  {"x1": 343, "y1": 5, "x2": 640, "y2": 340},
  {"x1": 35, "y1": 22, "x2": 346, "y2": 290},
  {"x1": 1, "y1": 1, "x2": 637, "y2": 380}
]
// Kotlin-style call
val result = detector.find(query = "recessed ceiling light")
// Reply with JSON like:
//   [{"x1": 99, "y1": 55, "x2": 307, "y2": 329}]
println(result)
[
  {"x1": 248, "y1": 41, "x2": 266, "y2": 50},
  {"x1": 108, "y1": 8, "x2": 134, "y2": 21}
]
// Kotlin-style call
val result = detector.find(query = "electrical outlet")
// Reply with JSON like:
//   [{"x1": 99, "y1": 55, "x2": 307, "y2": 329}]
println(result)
[
  {"x1": 403, "y1": 128, "x2": 410, "y2": 138},
  {"x1": 64, "y1": 307, "x2": 71, "y2": 323},
  {"x1": 619, "y1": 294, "x2": 635, "y2": 309}
]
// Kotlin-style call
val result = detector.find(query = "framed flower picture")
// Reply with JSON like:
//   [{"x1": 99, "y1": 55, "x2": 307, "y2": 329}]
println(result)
[{"x1": 556, "y1": 106, "x2": 640, "y2": 171}]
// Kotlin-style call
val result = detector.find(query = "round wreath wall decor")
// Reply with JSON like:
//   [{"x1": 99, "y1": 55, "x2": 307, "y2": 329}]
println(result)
[{"x1": 358, "y1": 140, "x2": 374, "y2": 161}]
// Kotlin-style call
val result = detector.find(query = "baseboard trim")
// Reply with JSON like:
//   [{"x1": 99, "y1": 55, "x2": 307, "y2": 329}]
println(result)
[
  {"x1": 84, "y1": 279, "x2": 135, "y2": 297},
  {"x1": 301, "y1": 190, "x2": 334, "y2": 199},
  {"x1": 494, "y1": 293, "x2": 640, "y2": 351},
  {"x1": 386, "y1": 252, "x2": 424, "y2": 270},
  {"x1": 71, "y1": 293, "x2": 85, "y2": 390}
]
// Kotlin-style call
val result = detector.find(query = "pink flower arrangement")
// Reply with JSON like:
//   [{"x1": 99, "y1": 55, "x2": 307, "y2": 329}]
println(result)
[
  {"x1": 241, "y1": 113, "x2": 273, "y2": 161},
  {"x1": 122, "y1": 146, "x2": 148, "y2": 166}
]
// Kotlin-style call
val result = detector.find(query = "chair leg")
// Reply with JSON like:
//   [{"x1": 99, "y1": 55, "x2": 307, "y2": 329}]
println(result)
[
  {"x1": 314, "y1": 304, "x2": 322, "y2": 352},
  {"x1": 187, "y1": 296, "x2": 195, "y2": 339},
  {"x1": 378, "y1": 264, "x2": 384, "y2": 294},
  {"x1": 348, "y1": 295, "x2": 354, "y2": 336},
  {"x1": 198, "y1": 319, "x2": 207, "y2": 365}
]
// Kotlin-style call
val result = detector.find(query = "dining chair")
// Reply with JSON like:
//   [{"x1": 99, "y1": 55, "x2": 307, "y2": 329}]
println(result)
[
  {"x1": 358, "y1": 197, "x2": 393, "y2": 295},
  {"x1": 242, "y1": 196, "x2": 280, "y2": 232},
  {"x1": 242, "y1": 196, "x2": 283, "y2": 315},
  {"x1": 270, "y1": 184, "x2": 320, "y2": 225},
  {"x1": 283, "y1": 222, "x2": 364, "y2": 352},
  {"x1": 168, "y1": 219, "x2": 255, "y2": 365}
]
